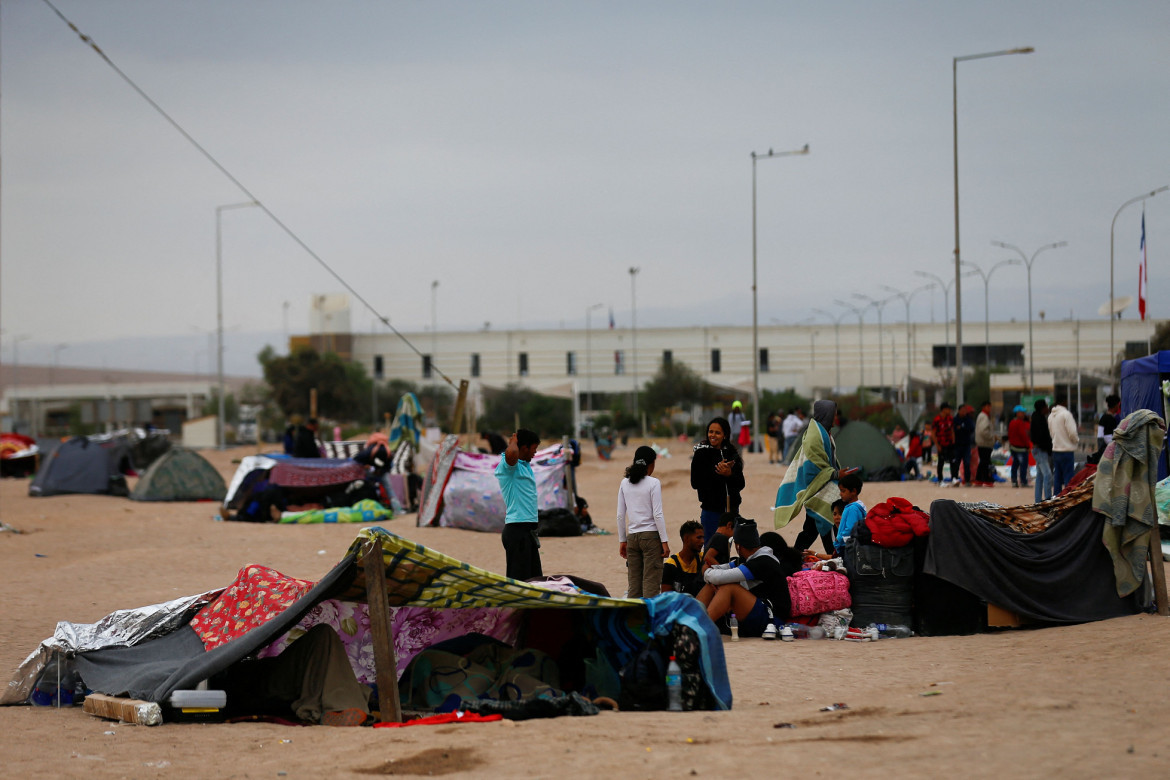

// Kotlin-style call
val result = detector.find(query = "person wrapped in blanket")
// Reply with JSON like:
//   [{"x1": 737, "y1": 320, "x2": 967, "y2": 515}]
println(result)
[
  {"x1": 773, "y1": 399, "x2": 858, "y2": 556},
  {"x1": 695, "y1": 519, "x2": 801, "y2": 638}
]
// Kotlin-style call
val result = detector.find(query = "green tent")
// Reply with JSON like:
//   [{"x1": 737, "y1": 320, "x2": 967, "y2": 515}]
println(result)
[
  {"x1": 833, "y1": 420, "x2": 904, "y2": 482},
  {"x1": 130, "y1": 448, "x2": 227, "y2": 502}
]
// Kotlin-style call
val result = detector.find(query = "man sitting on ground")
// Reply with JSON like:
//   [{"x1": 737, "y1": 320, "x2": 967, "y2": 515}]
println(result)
[
  {"x1": 701, "y1": 512, "x2": 736, "y2": 571},
  {"x1": 662, "y1": 520, "x2": 705, "y2": 597},
  {"x1": 696, "y1": 519, "x2": 793, "y2": 638}
]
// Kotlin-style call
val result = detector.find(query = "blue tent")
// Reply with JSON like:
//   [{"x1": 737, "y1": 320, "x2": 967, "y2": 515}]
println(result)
[{"x1": 1120, "y1": 350, "x2": 1170, "y2": 480}]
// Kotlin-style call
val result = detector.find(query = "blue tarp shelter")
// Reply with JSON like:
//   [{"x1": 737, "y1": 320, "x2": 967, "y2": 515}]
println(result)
[{"x1": 1120, "y1": 350, "x2": 1170, "y2": 480}]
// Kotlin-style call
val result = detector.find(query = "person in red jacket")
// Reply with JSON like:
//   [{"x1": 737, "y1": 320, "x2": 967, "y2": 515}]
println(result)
[
  {"x1": 932, "y1": 404, "x2": 957, "y2": 482},
  {"x1": 1007, "y1": 405, "x2": 1031, "y2": 489}
]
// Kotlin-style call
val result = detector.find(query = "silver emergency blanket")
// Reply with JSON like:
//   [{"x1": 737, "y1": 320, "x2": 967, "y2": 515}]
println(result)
[{"x1": 2, "y1": 590, "x2": 216, "y2": 705}]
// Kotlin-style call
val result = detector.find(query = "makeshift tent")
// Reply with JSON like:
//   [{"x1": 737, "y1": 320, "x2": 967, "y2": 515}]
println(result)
[
  {"x1": 130, "y1": 448, "x2": 227, "y2": 502},
  {"x1": 833, "y1": 420, "x2": 903, "y2": 481},
  {"x1": 29, "y1": 436, "x2": 134, "y2": 497},
  {"x1": 223, "y1": 456, "x2": 404, "y2": 520},
  {"x1": 0, "y1": 432, "x2": 39, "y2": 477},
  {"x1": 418, "y1": 436, "x2": 571, "y2": 532},
  {"x1": 1120, "y1": 350, "x2": 1170, "y2": 480},
  {"x1": 4, "y1": 527, "x2": 731, "y2": 719}
]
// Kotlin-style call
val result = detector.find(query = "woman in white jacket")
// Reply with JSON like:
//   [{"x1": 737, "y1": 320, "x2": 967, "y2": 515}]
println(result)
[{"x1": 617, "y1": 445, "x2": 670, "y2": 598}]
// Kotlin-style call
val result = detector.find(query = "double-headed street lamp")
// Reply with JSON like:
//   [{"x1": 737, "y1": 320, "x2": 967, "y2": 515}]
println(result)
[
  {"x1": 585, "y1": 302, "x2": 604, "y2": 412},
  {"x1": 812, "y1": 308, "x2": 848, "y2": 392},
  {"x1": 752, "y1": 144, "x2": 809, "y2": 452},
  {"x1": 952, "y1": 46, "x2": 1034, "y2": 406},
  {"x1": 880, "y1": 283, "x2": 932, "y2": 401},
  {"x1": 960, "y1": 258, "x2": 1021, "y2": 369},
  {"x1": 853, "y1": 292, "x2": 897, "y2": 398},
  {"x1": 216, "y1": 200, "x2": 260, "y2": 449},
  {"x1": 1109, "y1": 186, "x2": 1168, "y2": 369},
  {"x1": 990, "y1": 240, "x2": 1067, "y2": 392},
  {"x1": 833, "y1": 298, "x2": 866, "y2": 396},
  {"x1": 629, "y1": 267, "x2": 640, "y2": 420},
  {"x1": 915, "y1": 269, "x2": 975, "y2": 377}
]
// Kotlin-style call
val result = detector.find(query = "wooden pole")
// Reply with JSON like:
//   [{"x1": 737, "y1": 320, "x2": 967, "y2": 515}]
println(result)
[
  {"x1": 310, "y1": 388, "x2": 318, "y2": 420},
  {"x1": 451, "y1": 379, "x2": 469, "y2": 436},
  {"x1": 563, "y1": 435, "x2": 577, "y2": 508},
  {"x1": 1148, "y1": 533, "x2": 1169, "y2": 616},
  {"x1": 361, "y1": 539, "x2": 402, "y2": 723}
]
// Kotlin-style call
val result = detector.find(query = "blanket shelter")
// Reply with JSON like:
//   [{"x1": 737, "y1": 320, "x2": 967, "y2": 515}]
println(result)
[
  {"x1": 3, "y1": 528, "x2": 731, "y2": 721},
  {"x1": 832, "y1": 420, "x2": 903, "y2": 481},
  {"x1": 0, "y1": 432, "x2": 39, "y2": 477},
  {"x1": 29, "y1": 435, "x2": 134, "y2": 497},
  {"x1": 418, "y1": 436, "x2": 572, "y2": 532},
  {"x1": 1120, "y1": 350, "x2": 1170, "y2": 480},
  {"x1": 130, "y1": 447, "x2": 227, "y2": 502},
  {"x1": 223, "y1": 456, "x2": 404, "y2": 521}
]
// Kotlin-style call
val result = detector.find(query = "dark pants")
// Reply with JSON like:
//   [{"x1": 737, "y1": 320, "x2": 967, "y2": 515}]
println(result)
[
  {"x1": 1010, "y1": 449, "x2": 1029, "y2": 487},
  {"x1": 953, "y1": 445, "x2": 972, "y2": 484},
  {"x1": 502, "y1": 522, "x2": 543, "y2": 581},
  {"x1": 937, "y1": 445, "x2": 955, "y2": 480},
  {"x1": 976, "y1": 446, "x2": 993, "y2": 483},
  {"x1": 700, "y1": 509, "x2": 722, "y2": 544},
  {"x1": 1052, "y1": 451, "x2": 1076, "y2": 495},
  {"x1": 794, "y1": 513, "x2": 835, "y2": 555}
]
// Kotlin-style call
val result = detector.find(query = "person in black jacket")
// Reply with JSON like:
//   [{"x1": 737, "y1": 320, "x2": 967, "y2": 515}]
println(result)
[
  {"x1": 691, "y1": 417, "x2": 745, "y2": 542},
  {"x1": 1030, "y1": 399, "x2": 1054, "y2": 502}
]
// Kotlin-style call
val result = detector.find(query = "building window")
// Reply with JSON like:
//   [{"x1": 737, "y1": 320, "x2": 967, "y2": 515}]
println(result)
[
  {"x1": 615, "y1": 350, "x2": 625, "y2": 375},
  {"x1": 1124, "y1": 341, "x2": 1151, "y2": 360},
  {"x1": 932, "y1": 343, "x2": 1024, "y2": 368},
  {"x1": 759, "y1": 348, "x2": 770, "y2": 373},
  {"x1": 470, "y1": 353, "x2": 481, "y2": 378},
  {"x1": 662, "y1": 350, "x2": 672, "y2": 368},
  {"x1": 519, "y1": 352, "x2": 529, "y2": 377},
  {"x1": 373, "y1": 355, "x2": 384, "y2": 380},
  {"x1": 566, "y1": 351, "x2": 577, "y2": 376},
  {"x1": 711, "y1": 349, "x2": 721, "y2": 373},
  {"x1": 422, "y1": 355, "x2": 432, "y2": 379}
]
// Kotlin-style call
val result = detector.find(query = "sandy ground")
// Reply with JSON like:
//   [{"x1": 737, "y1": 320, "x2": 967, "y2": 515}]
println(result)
[{"x1": 1, "y1": 440, "x2": 1168, "y2": 779}]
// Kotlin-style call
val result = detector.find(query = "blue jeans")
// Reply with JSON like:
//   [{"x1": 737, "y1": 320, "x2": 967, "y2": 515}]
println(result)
[
  {"x1": 1052, "y1": 451, "x2": 1076, "y2": 495},
  {"x1": 783, "y1": 435, "x2": 799, "y2": 463},
  {"x1": 1010, "y1": 450, "x2": 1029, "y2": 487},
  {"x1": 700, "y1": 509, "x2": 723, "y2": 544},
  {"x1": 1033, "y1": 450, "x2": 1053, "y2": 502}
]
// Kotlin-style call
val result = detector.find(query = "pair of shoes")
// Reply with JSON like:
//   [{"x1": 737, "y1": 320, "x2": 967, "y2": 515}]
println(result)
[
  {"x1": 322, "y1": 708, "x2": 370, "y2": 727},
  {"x1": 762, "y1": 623, "x2": 778, "y2": 640}
]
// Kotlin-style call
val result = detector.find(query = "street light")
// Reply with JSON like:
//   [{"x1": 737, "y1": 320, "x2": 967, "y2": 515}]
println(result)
[
  {"x1": 430, "y1": 280, "x2": 439, "y2": 383},
  {"x1": 833, "y1": 298, "x2": 866, "y2": 396},
  {"x1": 1110, "y1": 186, "x2": 1168, "y2": 369},
  {"x1": 812, "y1": 308, "x2": 848, "y2": 392},
  {"x1": 953, "y1": 46, "x2": 1034, "y2": 406},
  {"x1": 853, "y1": 292, "x2": 897, "y2": 399},
  {"x1": 881, "y1": 283, "x2": 932, "y2": 401},
  {"x1": 960, "y1": 258, "x2": 1021, "y2": 369},
  {"x1": 8, "y1": 334, "x2": 30, "y2": 432},
  {"x1": 51, "y1": 343, "x2": 68, "y2": 386},
  {"x1": 990, "y1": 240, "x2": 1067, "y2": 391},
  {"x1": 585, "y1": 302, "x2": 604, "y2": 412},
  {"x1": 629, "y1": 267, "x2": 640, "y2": 421},
  {"x1": 752, "y1": 144, "x2": 809, "y2": 453},
  {"x1": 216, "y1": 200, "x2": 260, "y2": 449},
  {"x1": 916, "y1": 269, "x2": 976, "y2": 378}
]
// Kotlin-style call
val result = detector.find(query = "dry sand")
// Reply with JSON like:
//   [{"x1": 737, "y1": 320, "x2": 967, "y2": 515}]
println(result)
[{"x1": 1, "y1": 440, "x2": 1167, "y2": 779}]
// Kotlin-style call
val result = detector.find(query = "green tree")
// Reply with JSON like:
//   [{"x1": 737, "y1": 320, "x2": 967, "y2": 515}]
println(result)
[
  {"x1": 641, "y1": 360, "x2": 715, "y2": 418},
  {"x1": 759, "y1": 388, "x2": 812, "y2": 418},
  {"x1": 258, "y1": 345, "x2": 372, "y2": 420},
  {"x1": 478, "y1": 383, "x2": 571, "y2": 438}
]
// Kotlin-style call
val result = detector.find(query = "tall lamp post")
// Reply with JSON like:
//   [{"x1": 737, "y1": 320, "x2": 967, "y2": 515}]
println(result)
[
  {"x1": 880, "y1": 284, "x2": 932, "y2": 401},
  {"x1": 990, "y1": 240, "x2": 1066, "y2": 392},
  {"x1": 833, "y1": 298, "x2": 866, "y2": 396},
  {"x1": 853, "y1": 293, "x2": 896, "y2": 399},
  {"x1": 430, "y1": 280, "x2": 439, "y2": 383},
  {"x1": 960, "y1": 258, "x2": 1021, "y2": 369},
  {"x1": 813, "y1": 308, "x2": 848, "y2": 392},
  {"x1": 629, "y1": 267, "x2": 640, "y2": 420},
  {"x1": 51, "y1": 343, "x2": 68, "y2": 386},
  {"x1": 216, "y1": 200, "x2": 260, "y2": 449},
  {"x1": 585, "y1": 302, "x2": 604, "y2": 412},
  {"x1": 1109, "y1": 186, "x2": 1168, "y2": 370},
  {"x1": 752, "y1": 144, "x2": 809, "y2": 452},
  {"x1": 953, "y1": 46, "x2": 1034, "y2": 406}
]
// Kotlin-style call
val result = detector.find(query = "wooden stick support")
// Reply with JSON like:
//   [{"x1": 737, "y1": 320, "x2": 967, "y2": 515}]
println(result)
[
  {"x1": 362, "y1": 539, "x2": 402, "y2": 723},
  {"x1": 1148, "y1": 532, "x2": 1168, "y2": 616},
  {"x1": 451, "y1": 379, "x2": 469, "y2": 436}
]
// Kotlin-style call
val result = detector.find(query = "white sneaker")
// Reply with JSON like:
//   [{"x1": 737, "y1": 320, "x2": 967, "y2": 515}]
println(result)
[
  {"x1": 779, "y1": 625, "x2": 794, "y2": 642},
  {"x1": 762, "y1": 623, "x2": 778, "y2": 640}
]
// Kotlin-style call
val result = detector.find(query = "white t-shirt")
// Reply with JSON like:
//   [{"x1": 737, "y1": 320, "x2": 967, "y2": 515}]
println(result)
[
  {"x1": 782, "y1": 414, "x2": 803, "y2": 438},
  {"x1": 616, "y1": 476, "x2": 667, "y2": 543}
]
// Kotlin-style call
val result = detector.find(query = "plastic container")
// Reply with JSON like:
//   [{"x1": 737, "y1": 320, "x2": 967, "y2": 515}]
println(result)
[
  {"x1": 665, "y1": 657, "x2": 683, "y2": 711},
  {"x1": 867, "y1": 623, "x2": 913, "y2": 639},
  {"x1": 787, "y1": 623, "x2": 828, "y2": 640},
  {"x1": 168, "y1": 689, "x2": 227, "y2": 709},
  {"x1": 729, "y1": 615, "x2": 739, "y2": 642}
]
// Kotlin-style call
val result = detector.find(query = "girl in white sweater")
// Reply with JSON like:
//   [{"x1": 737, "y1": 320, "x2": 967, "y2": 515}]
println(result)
[{"x1": 617, "y1": 445, "x2": 670, "y2": 598}]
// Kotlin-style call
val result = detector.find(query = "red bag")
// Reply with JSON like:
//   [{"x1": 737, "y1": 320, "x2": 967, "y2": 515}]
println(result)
[
  {"x1": 863, "y1": 497, "x2": 930, "y2": 548},
  {"x1": 787, "y1": 569, "x2": 851, "y2": 616}
]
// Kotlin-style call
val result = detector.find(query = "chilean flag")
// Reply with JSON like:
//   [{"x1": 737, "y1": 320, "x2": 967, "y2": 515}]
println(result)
[
  {"x1": 608, "y1": 307, "x2": 615, "y2": 329},
  {"x1": 1138, "y1": 210, "x2": 1148, "y2": 320}
]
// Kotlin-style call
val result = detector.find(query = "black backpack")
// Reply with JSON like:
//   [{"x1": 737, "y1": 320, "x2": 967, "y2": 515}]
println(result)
[{"x1": 618, "y1": 638, "x2": 668, "y2": 711}]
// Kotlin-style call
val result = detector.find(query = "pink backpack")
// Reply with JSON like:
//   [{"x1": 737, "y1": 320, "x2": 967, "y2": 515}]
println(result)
[{"x1": 787, "y1": 570, "x2": 852, "y2": 616}]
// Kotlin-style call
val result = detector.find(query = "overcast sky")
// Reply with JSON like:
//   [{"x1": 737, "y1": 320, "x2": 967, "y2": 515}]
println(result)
[{"x1": 2, "y1": 0, "x2": 1167, "y2": 376}]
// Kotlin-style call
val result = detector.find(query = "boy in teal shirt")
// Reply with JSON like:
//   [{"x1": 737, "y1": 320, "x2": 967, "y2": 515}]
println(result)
[{"x1": 495, "y1": 429, "x2": 542, "y2": 580}]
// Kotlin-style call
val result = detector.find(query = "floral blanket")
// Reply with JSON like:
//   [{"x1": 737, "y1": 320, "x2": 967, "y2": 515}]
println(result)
[{"x1": 189, "y1": 565, "x2": 315, "y2": 651}]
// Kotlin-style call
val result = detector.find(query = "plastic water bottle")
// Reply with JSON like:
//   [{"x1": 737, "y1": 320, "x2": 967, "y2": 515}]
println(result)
[
  {"x1": 867, "y1": 623, "x2": 913, "y2": 639},
  {"x1": 666, "y1": 656, "x2": 683, "y2": 711},
  {"x1": 729, "y1": 615, "x2": 739, "y2": 642},
  {"x1": 788, "y1": 623, "x2": 828, "y2": 640}
]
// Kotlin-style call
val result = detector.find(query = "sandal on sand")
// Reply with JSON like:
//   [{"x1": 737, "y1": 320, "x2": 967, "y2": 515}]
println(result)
[{"x1": 322, "y1": 708, "x2": 370, "y2": 727}]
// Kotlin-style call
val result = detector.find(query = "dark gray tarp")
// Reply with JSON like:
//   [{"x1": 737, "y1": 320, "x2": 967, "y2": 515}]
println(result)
[
  {"x1": 75, "y1": 556, "x2": 358, "y2": 701},
  {"x1": 924, "y1": 499, "x2": 1139, "y2": 623},
  {"x1": 29, "y1": 437, "x2": 132, "y2": 497}
]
